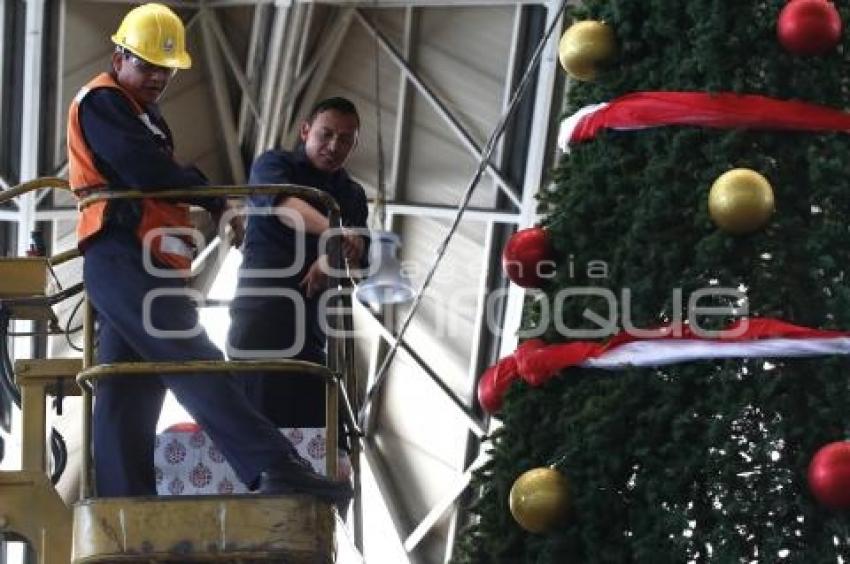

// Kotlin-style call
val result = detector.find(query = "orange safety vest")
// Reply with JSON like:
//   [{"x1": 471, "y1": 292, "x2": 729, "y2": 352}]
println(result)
[{"x1": 67, "y1": 72, "x2": 194, "y2": 271}]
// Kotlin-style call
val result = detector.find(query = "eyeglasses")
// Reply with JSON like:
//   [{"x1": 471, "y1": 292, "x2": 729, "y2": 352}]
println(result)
[{"x1": 120, "y1": 49, "x2": 177, "y2": 78}]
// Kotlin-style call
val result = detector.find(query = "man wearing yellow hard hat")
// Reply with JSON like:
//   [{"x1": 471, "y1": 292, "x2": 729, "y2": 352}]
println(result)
[{"x1": 66, "y1": 3, "x2": 352, "y2": 506}]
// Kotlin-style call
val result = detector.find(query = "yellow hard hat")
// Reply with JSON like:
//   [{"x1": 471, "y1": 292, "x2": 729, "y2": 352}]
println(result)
[{"x1": 111, "y1": 3, "x2": 191, "y2": 70}]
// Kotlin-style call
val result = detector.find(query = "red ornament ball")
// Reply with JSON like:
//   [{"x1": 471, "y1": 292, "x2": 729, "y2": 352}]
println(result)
[
  {"x1": 477, "y1": 356, "x2": 519, "y2": 414},
  {"x1": 777, "y1": 0, "x2": 842, "y2": 56},
  {"x1": 808, "y1": 441, "x2": 850, "y2": 509},
  {"x1": 502, "y1": 227, "x2": 553, "y2": 288}
]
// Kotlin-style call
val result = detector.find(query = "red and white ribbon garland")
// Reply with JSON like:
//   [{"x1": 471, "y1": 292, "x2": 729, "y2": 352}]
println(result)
[
  {"x1": 507, "y1": 318, "x2": 850, "y2": 387},
  {"x1": 558, "y1": 91, "x2": 850, "y2": 151}
]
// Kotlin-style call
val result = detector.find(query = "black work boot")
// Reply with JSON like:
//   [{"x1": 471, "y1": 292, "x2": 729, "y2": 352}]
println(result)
[{"x1": 258, "y1": 454, "x2": 353, "y2": 508}]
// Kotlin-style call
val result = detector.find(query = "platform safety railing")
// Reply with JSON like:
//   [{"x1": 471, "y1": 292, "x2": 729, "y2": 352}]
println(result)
[
  {"x1": 75, "y1": 184, "x2": 362, "y2": 499},
  {"x1": 0, "y1": 180, "x2": 364, "y2": 562}
]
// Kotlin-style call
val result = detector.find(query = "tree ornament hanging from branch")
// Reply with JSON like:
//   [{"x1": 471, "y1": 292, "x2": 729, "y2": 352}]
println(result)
[
  {"x1": 708, "y1": 168, "x2": 775, "y2": 235},
  {"x1": 808, "y1": 441, "x2": 850, "y2": 510},
  {"x1": 777, "y1": 0, "x2": 842, "y2": 56},
  {"x1": 502, "y1": 227, "x2": 554, "y2": 288},
  {"x1": 558, "y1": 20, "x2": 616, "y2": 81},
  {"x1": 509, "y1": 466, "x2": 571, "y2": 533}
]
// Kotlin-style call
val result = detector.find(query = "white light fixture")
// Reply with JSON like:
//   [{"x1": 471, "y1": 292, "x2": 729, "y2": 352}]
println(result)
[{"x1": 355, "y1": 231, "x2": 415, "y2": 307}]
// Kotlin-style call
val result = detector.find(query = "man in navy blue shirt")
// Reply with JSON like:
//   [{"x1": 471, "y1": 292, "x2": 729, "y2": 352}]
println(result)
[{"x1": 229, "y1": 97, "x2": 368, "y2": 433}]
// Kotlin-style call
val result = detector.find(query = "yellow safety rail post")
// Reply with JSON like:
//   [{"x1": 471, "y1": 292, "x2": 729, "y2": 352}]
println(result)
[{"x1": 0, "y1": 178, "x2": 77, "y2": 564}]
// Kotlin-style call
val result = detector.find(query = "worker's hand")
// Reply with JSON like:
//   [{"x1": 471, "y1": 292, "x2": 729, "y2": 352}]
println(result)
[
  {"x1": 227, "y1": 212, "x2": 246, "y2": 249},
  {"x1": 214, "y1": 200, "x2": 245, "y2": 248},
  {"x1": 300, "y1": 255, "x2": 330, "y2": 298},
  {"x1": 341, "y1": 229, "x2": 365, "y2": 263}
]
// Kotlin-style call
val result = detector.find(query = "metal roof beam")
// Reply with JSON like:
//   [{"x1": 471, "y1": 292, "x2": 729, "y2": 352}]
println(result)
[
  {"x1": 33, "y1": 208, "x2": 78, "y2": 221},
  {"x1": 361, "y1": 441, "x2": 415, "y2": 564},
  {"x1": 254, "y1": 3, "x2": 290, "y2": 156},
  {"x1": 354, "y1": 8, "x2": 522, "y2": 210},
  {"x1": 200, "y1": 7, "x2": 246, "y2": 184},
  {"x1": 382, "y1": 202, "x2": 520, "y2": 224},
  {"x1": 283, "y1": 3, "x2": 314, "y2": 137},
  {"x1": 237, "y1": 4, "x2": 268, "y2": 144},
  {"x1": 205, "y1": 8, "x2": 261, "y2": 122},
  {"x1": 70, "y1": 0, "x2": 201, "y2": 6},
  {"x1": 404, "y1": 451, "x2": 487, "y2": 553},
  {"x1": 388, "y1": 7, "x2": 416, "y2": 205},
  {"x1": 205, "y1": 0, "x2": 276, "y2": 7},
  {"x1": 265, "y1": 3, "x2": 306, "y2": 150}
]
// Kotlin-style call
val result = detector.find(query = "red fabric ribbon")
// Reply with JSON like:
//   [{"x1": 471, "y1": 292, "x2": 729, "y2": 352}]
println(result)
[
  {"x1": 564, "y1": 91, "x2": 850, "y2": 145},
  {"x1": 486, "y1": 318, "x2": 850, "y2": 393}
]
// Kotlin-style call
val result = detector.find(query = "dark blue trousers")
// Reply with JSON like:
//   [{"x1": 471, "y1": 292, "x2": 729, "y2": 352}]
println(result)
[
  {"x1": 228, "y1": 306, "x2": 326, "y2": 428},
  {"x1": 84, "y1": 228, "x2": 298, "y2": 497}
]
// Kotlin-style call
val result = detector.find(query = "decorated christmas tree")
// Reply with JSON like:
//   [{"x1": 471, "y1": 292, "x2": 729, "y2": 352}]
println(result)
[{"x1": 455, "y1": 1, "x2": 850, "y2": 562}]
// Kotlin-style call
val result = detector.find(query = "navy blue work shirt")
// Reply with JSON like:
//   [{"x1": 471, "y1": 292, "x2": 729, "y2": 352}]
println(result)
[
  {"x1": 78, "y1": 88, "x2": 225, "y2": 227},
  {"x1": 233, "y1": 146, "x2": 368, "y2": 308}
]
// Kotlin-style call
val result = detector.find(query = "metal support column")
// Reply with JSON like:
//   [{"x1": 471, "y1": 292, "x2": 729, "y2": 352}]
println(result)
[
  {"x1": 237, "y1": 3, "x2": 267, "y2": 143},
  {"x1": 266, "y1": 3, "x2": 306, "y2": 150},
  {"x1": 51, "y1": 0, "x2": 68, "y2": 174},
  {"x1": 19, "y1": 0, "x2": 46, "y2": 252},
  {"x1": 205, "y1": 8, "x2": 261, "y2": 122},
  {"x1": 200, "y1": 7, "x2": 246, "y2": 184},
  {"x1": 254, "y1": 3, "x2": 290, "y2": 156},
  {"x1": 282, "y1": 3, "x2": 314, "y2": 137},
  {"x1": 498, "y1": 0, "x2": 562, "y2": 358}
]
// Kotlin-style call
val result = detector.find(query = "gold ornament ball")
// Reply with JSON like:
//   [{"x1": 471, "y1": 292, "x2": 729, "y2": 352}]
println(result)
[
  {"x1": 558, "y1": 20, "x2": 616, "y2": 81},
  {"x1": 708, "y1": 168, "x2": 775, "y2": 234},
  {"x1": 509, "y1": 467, "x2": 571, "y2": 533}
]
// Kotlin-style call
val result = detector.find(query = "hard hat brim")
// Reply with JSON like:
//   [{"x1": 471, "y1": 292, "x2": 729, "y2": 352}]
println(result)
[{"x1": 111, "y1": 37, "x2": 193, "y2": 70}]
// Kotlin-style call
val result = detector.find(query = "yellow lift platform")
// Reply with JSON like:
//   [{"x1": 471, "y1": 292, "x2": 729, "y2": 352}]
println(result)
[{"x1": 0, "y1": 179, "x2": 362, "y2": 563}]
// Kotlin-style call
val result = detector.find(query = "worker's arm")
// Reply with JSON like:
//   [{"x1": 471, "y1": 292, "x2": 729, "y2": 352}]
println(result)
[
  {"x1": 248, "y1": 151, "x2": 330, "y2": 235},
  {"x1": 277, "y1": 196, "x2": 329, "y2": 235},
  {"x1": 78, "y1": 88, "x2": 224, "y2": 214}
]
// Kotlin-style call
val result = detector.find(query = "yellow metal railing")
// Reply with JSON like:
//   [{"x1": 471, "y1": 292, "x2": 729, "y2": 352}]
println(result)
[
  {"x1": 74, "y1": 359, "x2": 342, "y2": 499},
  {"x1": 0, "y1": 177, "x2": 69, "y2": 203}
]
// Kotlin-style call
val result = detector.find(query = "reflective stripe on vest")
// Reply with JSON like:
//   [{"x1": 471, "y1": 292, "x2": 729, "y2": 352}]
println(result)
[{"x1": 67, "y1": 72, "x2": 194, "y2": 271}]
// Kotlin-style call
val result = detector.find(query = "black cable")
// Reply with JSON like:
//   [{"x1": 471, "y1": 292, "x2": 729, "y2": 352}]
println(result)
[
  {"x1": 0, "y1": 308, "x2": 13, "y2": 435},
  {"x1": 64, "y1": 296, "x2": 85, "y2": 352},
  {"x1": 0, "y1": 308, "x2": 21, "y2": 406},
  {"x1": 0, "y1": 282, "x2": 83, "y2": 309},
  {"x1": 49, "y1": 428, "x2": 67, "y2": 485}
]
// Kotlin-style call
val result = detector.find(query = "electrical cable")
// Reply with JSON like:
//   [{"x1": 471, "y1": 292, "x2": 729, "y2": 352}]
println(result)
[
  {"x1": 64, "y1": 296, "x2": 86, "y2": 352},
  {"x1": 357, "y1": 0, "x2": 571, "y2": 428},
  {"x1": 49, "y1": 428, "x2": 67, "y2": 485},
  {"x1": 0, "y1": 308, "x2": 21, "y2": 407}
]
